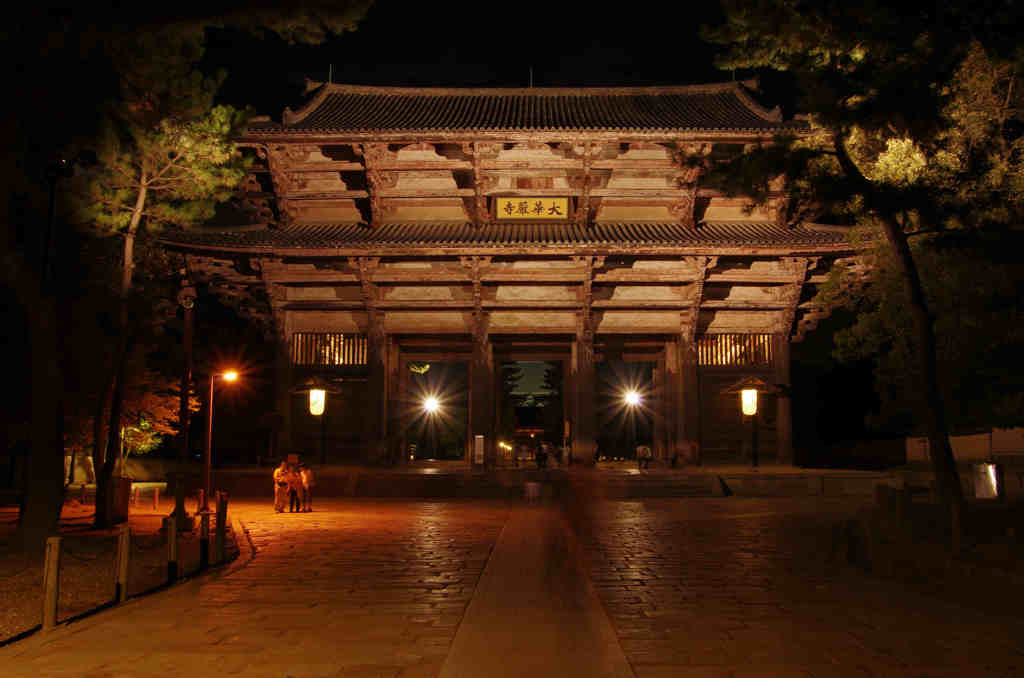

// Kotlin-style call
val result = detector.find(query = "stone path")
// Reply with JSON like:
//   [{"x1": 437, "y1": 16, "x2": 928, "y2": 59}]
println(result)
[
  {"x1": 3, "y1": 497, "x2": 1024, "y2": 677},
  {"x1": 438, "y1": 505, "x2": 632, "y2": 678}
]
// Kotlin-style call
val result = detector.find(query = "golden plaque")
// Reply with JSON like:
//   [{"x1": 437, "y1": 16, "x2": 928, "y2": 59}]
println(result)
[{"x1": 494, "y1": 197, "x2": 570, "y2": 220}]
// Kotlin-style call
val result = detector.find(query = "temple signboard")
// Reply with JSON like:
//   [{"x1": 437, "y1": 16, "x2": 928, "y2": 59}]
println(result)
[{"x1": 495, "y1": 197, "x2": 569, "y2": 220}]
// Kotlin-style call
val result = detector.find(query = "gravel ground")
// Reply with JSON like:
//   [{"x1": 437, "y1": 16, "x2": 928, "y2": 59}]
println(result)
[{"x1": 0, "y1": 496, "x2": 239, "y2": 644}]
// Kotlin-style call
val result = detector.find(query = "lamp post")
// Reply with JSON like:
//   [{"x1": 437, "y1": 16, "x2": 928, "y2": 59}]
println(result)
[
  {"x1": 292, "y1": 377, "x2": 342, "y2": 466},
  {"x1": 624, "y1": 390, "x2": 641, "y2": 461},
  {"x1": 423, "y1": 396, "x2": 440, "y2": 460},
  {"x1": 722, "y1": 377, "x2": 777, "y2": 469},
  {"x1": 203, "y1": 370, "x2": 238, "y2": 511}
]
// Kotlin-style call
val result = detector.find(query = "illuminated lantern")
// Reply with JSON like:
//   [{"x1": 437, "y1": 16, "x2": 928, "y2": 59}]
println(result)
[
  {"x1": 309, "y1": 388, "x2": 326, "y2": 416},
  {"x1": 423, "y1": 396, "x2": 440, "y2": 414},
  {"x1": 625, "y1": 390, "x2": 641, "y2": 406},
  {"x1": 741, "y1": 388, "x2": 758, "y2": 416}
]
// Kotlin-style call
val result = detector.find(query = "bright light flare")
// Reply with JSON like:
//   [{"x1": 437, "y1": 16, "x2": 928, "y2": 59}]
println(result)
[
  {"x1": 741, "y1": 388, "x2": 758, "y2": 416},
  {"x1": 423, "y1": 396, "x2": 440, "y2": 414},
  {"x1": 624, "y1": 390, "x2": 641, "y2": 407},
  {"x1": 309, "y1": 388, "x2": 326, "y2": 416},
  {"x1": 222, "y1": 370, "x2": 238, "y2": 382}
]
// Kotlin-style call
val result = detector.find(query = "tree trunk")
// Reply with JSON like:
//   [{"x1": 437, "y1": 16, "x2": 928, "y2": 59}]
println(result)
[
  {"x1": 17, "y1": 291, "x2": 66, "y2": 551},
  {"x1": 833, "y1": 136, "x2": 964, "y2": 543},
  {"x1": 878, "y1": 213, "x2": 966, "y2": 541}
]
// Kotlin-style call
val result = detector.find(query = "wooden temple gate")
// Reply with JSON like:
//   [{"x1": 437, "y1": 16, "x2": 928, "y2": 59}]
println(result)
[{"x1": 161, "y1": 81, "x2": 858, "y2": 467}]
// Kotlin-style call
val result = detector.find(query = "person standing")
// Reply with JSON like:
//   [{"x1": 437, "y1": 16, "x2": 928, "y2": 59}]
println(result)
[
  {"x1": 272, "y1": 461, "x2": 289, "y2": 513},
  {"x1": 299, "y1": 463, "x2": 315, "y2": 512},
  {"x1": 287, "y1": 462, "x2": 302, "y2": 513}
]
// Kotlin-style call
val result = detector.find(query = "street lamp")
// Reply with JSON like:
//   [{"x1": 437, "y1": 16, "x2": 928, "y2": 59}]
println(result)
[
  {"x1": 722, "y1": 377, "x2": 777, "y2": 468},
  {"x1": 291, "y1": 377, "x2": 343, "y2": 465},
  {"x1": 422, "y1": 396, "x2": 441, "y2": 460},
  {"x1": 624, "y1": 390, "x2": 641, "y2": 463},
  {"x1": 203, "y1": 369, "x2": 238, "y2": 510}
]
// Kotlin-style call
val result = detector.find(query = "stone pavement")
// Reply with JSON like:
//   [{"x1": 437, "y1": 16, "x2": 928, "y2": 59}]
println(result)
[{"x1": 3, "y1": 497, "x2": 1024, "y2": 677}]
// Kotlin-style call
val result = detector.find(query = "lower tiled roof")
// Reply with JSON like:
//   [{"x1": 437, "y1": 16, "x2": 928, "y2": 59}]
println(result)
[{"x1": 160, "y1": 222, "x2": 852, "y2": 251}]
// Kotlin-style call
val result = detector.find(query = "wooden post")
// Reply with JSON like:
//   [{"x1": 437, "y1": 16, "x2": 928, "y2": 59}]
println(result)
[
  {"x1": 681, "y1": 337, "x2": 701, "y2": 464},
  {"x1": 470, "y1": 316, "x2": 495, "y2": 468},
  {"x1": 167, "y1": 512, "x2": 178, "y2": 584},
  {"x1": 115, "y1": 524, "x2": 130, "y2": 603},
  {"x1": 199, "y1": 510, "x2": 210, "y2": 570},
  {"x1": 665, "y1": 338, "x2": 684, "y2": 466},
  {"x1": 42, "y1": 536, "x2": 60, "y2": 632},
  {"x1": 573, "y1": 328, "x2": 597, "y2": 465},
  {"x1": 196, "y1": 489, "x2": 204, "y2": 515},
  {"x1": 214, "y1": 491, "x2": 227, "y2": 564},
  {"x1": 774, "y1": 334, "x2": 794, "y2": 464},
  {"x1": 152, "y1": 485, "x2": 159, "y2": 510},
  {"x1": 365, "y1": 312, "x2": 388, "y2": 464},
  {"x1": 80, "y1": 483, "x2": 86, "y2": 505}
]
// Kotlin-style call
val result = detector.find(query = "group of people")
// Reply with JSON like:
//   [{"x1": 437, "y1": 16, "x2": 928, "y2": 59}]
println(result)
[{"x1": 273, "y1": 460, "x2": 315, "y2": 513}]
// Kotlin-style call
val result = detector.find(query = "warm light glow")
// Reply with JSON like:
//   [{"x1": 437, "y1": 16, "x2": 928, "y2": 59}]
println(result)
[
  {"x1": 741, "y1": 388, "x2": 758, "y2": 416},
  {"x1": 222, "y1": 370, "x2": 238, "y2": 382},
  {"x1": 309, "y1": 389, "x2": 326, "y2": 416},
  {"x1": 423, "y1": 396, "x2": 440, "y2": 414},
  {"x1": 625, "y1": 390, "x2": 641, "y2": 407}
]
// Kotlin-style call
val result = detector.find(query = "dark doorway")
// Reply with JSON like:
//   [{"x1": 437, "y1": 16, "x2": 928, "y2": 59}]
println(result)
[
  {"x1": 596, "y1": 361, "x2": 655, "y2": 460},
  {"x1": 498, "y1": 361, "x2": 564, "y2": 462},
  {"x1": 406, "y1": 361, "x2": 468, "y2": 461}
]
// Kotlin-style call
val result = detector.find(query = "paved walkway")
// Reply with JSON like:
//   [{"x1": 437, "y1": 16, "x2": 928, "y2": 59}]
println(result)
[{"x1": 3, "y1": 497, "x2": 1024, "y2": 677}]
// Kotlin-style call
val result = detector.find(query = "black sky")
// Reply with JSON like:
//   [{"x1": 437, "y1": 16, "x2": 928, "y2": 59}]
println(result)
[{"x1": 203, "y1": 0, "x2": 732, "y2": 116}]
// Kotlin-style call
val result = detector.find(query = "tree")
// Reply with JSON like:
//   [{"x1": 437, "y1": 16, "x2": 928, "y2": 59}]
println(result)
[
  {"x1": 7, "y1": 2, "x2": 373, "y2": 547},
  {"x1": 703, "y1": 1, "x2": 1024, "y2": 542}
]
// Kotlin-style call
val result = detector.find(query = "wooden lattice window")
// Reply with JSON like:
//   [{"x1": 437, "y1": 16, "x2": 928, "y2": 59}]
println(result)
[
  {"x1": 697, "y1": 334, "x2": 774, "y2": 368},
  {"x1": 290, "y1": 332, "x2": 368, "y2": 366}
]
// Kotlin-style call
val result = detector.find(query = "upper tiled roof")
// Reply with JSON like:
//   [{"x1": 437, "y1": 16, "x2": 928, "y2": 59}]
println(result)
[
  {"x1": 160, "y1": 222, "x2": 851, "y2": 252},
  {"x1": 245, "y1": 82, "x2": 808, "y2": 136}
]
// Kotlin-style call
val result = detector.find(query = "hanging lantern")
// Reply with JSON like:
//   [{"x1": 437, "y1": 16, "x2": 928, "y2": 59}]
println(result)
[
  {"x1": 309, "y1": 389, "x2": 326, "y2": 416},
  {"x1": 741, "y1": 388, "x2": 758, "y2": 416}
]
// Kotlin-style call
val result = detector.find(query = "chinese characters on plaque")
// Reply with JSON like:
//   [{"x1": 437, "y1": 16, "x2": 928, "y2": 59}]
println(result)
[{"x1": 494, "y1": 197, "x2": 570, "y2": 220}]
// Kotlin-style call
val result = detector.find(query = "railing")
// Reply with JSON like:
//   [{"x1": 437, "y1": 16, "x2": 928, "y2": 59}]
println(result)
[
  {"x1": 291, "y1": 332, "x2": 368, "y2": 366},
  {"x1": 697, "y1": 333, "x2": 774, "y2": 368}
]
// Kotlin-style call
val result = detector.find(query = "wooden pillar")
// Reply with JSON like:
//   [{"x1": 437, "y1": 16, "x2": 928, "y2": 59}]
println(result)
[
  {"x1": 652, "y1": 356, "x2": 665, "y2": 462},
  {"x1": 572, "y1": 326, "x2": 597, "y2": 465},
  {"x1": 665, "y1": 338, "x2": 685, "y2": 463},
  {"x1": 470, "y1": 315, "x2": 495, "y2": 467},
  {"x1": 274, "y1": 336, "x2": 293, "y2": 458},
  {"x1": 681, "y1": 337, "x2": 700, "y2": 464},
  {"x1": 387, "y1": 335, "x2": 401, "y2": 466},
  {"x1": 365, "y1": 310, "x2": 388, "y2": 464},
  {"x1": 774, "y1": 334, "x2": 794, "y2": 464}
]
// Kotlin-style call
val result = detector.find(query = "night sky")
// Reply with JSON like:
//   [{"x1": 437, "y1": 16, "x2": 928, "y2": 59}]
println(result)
[{"x1": 202, "y1": 1, "x2": 738, "y2": 116}]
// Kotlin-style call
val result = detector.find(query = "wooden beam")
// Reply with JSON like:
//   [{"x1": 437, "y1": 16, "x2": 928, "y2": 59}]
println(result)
[{"x1": 776, "y1": 257, "x2": 818, "y2": 336}]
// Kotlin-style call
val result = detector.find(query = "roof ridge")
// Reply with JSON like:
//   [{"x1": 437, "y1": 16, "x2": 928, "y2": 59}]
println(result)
[{"x1": 298, "y1": 81, "x2": 752, "y2": 97}]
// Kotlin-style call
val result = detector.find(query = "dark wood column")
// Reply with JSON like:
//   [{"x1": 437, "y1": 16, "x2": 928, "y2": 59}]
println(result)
[
  {"x1": 365, "y1": 309, "x2": 389, "y2": 464},
  {"x1": 386, "y1": 334, "x2": 401, "y2": 465},
  {"x1": 665, "y1": 337, "x2": 685, "y2": 464},
  {"x1": 572, "y1": 321, "x2": 597, "y2": 465},
  {"x1": 681, "y1": 338, "x2": 701, "y2": 464},
  {"x1": 470, "y1": 314, "x2": 495, "y2": 467},
  {"x1": 268, "y1": 283, "x2": 292, "y2": 458},
  {"x1": 774, "y1": 333, "x2": 794, "y2": 464}
]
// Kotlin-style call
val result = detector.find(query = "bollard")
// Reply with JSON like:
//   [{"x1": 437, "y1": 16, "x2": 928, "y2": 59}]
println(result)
[
  {"x1": 115, "y1": 524, "x2": 130, "y2": 603},
  {"x1": 153, "y1": 485, "x2": 160, "y2": 510},
  {"x1": 199, "y1": 510, "x2": 210, "y2": 570},
  {"x1": 42, "y1": 536, "x2": 61, "y2": 632},
  {"x1": 167, "y1": 512, "x2": 178, "y2": 584},
  {"x1": 213, "y1": 491, "x2": 227, "y2": 564}
]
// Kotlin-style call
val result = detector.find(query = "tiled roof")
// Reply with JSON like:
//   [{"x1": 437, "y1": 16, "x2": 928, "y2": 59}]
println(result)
[
  {"x1": 246, "y1": 83, "x2": 808, "y2": 135},
  {"x1": 160, "y1": 222, "x2": 852, "y2": 251}
]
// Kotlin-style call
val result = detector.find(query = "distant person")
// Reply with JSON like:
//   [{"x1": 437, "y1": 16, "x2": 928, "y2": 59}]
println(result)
[
  {"x1": 273, "y1": 461, "x2": 290, "y2": 513},
  {"x1": 287, "y1": 462, "x2": 302, "y2": 513},
  {"x1": 299, "y1": 463, "x2": 315, "y2": 512},
  {"x1": 637, "y1": 445, "x2": 652, "y2": 470},
  {"x1": 536, "y1": 442, "x2": 547, "y2": 470}
]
